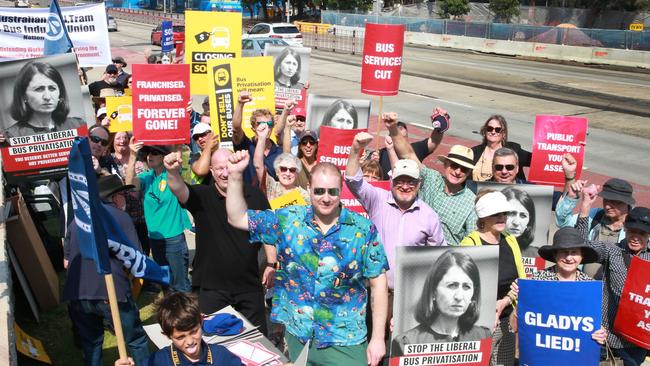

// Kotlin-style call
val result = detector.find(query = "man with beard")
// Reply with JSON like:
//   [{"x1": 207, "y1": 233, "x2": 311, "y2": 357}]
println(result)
[
  {"x1": 88, "y1": 64, "x2": 124, "y2": 97},
  {"x1": 386, "y1": 112, "x2": 477, "y2": 246}
]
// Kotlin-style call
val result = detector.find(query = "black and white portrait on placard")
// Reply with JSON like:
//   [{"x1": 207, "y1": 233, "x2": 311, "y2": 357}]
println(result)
[
  {"x1": 391, "y1": 246, "x2": 498, "y2": 358},
  {"x1": 476, "y1": 182, "x2": 554, "y2": 258},
  {"x1": 306, "y1": 94, "x2": 370, "y2": 133},
  {"x1": 0, "y1": 53, "x2": 87, "y2": 138}
]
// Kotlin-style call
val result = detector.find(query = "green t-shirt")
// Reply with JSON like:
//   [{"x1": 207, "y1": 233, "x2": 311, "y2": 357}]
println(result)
[{"x1": 139, "y1": 170, "x2": 191, "y2": 239}]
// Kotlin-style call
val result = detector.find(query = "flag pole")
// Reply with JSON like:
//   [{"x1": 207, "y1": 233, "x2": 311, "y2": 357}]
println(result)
[
  {"x1": 376, "y1": 96, "x2": 383, "y2": 150},
  {"x1": 104, "y1": 274, "x2": 128, "y2": 360}
]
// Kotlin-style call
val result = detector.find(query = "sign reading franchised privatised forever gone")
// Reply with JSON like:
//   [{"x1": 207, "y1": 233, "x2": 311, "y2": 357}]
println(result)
[
  {"x1": 361, "y1": 23, "x2": 405, "y2": 96},
  {"x1": 528, "y1": 115, "x2": 588, "y2": 186},
  {"x1": 132, "y1": 64, "x2": 190, "y2": 145}
]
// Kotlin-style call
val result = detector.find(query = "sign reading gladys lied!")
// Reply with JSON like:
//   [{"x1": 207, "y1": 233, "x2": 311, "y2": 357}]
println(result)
[
  {"x1": 132, "y1": 64, "x2": 190, "y2": 144},
  {"x1": 518, "y1": 280, "x2": 602, "y2": 366},
  {"x1": 185, "y1": 11, "x2": 241, "y2": 95},
  {"x1": 361, "y1": 23, "x2": 405, "y2": 96},
  {"x1": 390, "y1": 246, "x2": 498, "y2": 366},
  {"x1": 264, "y1": 45, "x2": 311, "y2": 109},
  {"x1": 614, "y1": 256, "x2": 650, "y2": 349},
  {"x1": 528, "y1": 115, "x2": 588, "y2": 186},
  {"x1": 317, "y1": 126, "x2": 367, "y2": 171},
  {"x1": 0, "y1": 3, "x2": 112, "y2": 67},
  {"x1": 341, "y1": 181, "x2": 391, "y2": 218},
  {"x1": 207, "y1": 56, "x2": 275, "y2": 149},
  {"x1": 105, "y1": 96, "x2": 132, "y2": 132},
  {"x1": 0, "y1": 54, "x2": 89, "y2": 183}
]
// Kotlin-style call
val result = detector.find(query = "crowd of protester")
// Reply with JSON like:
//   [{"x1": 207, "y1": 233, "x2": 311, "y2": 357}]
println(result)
[{"x1": 3, "y1": 56, "x2": 649, "y2": 366}]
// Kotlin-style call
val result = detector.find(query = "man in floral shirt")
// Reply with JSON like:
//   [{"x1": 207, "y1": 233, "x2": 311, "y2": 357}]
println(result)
[{"x1": 225, "y1": 150, "x2": 390, "y2": 366}]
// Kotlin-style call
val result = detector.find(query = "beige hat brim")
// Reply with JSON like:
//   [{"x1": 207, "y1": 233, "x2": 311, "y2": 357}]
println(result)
[{"x1": 437, "y1": 155, "x2": 475, "y2": 170}]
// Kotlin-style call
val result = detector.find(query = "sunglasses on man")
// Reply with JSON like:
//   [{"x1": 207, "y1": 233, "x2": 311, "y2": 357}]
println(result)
[
  {"x1": 300, "y1": 139, "x2": 317, "y2": 146},
  {"x1": 192, "y1": 132, "x2": 210, "y2": 141},
  {"x1": 313, "y1": 187, "x2": 340, "y2": 197},
  {"x1": 485, "y1": 126, "x2": 503, "y2": 133},
  {"x1": 495, "y1": 164, "x2": 516, "y2": 171},
  {"x1": 257, "y1": 120, "x2": 274, "y2": 128},
  {"x1": 89, "y1": 135, "x2": 109, "y2": 146}
]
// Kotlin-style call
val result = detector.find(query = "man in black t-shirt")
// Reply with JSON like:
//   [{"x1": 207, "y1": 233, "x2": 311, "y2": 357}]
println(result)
[
  {"x1": 88, "y1": 64, "x2": 125, "y2": 97},
  {"x1": 163, "y1": 148, "x2": 274, "y2": 336},
  {"x1": 377, "y1": 121, "x2": 440, "y2": 180}
]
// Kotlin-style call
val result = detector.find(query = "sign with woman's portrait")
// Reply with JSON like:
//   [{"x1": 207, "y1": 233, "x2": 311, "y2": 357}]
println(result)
[
  {"x1": 0, "y1": 53, "x2": 90, "y2": 183},
  {"x1": 264, "y1": 45, "x2": 311, "y2": 108},
  {"x1": 306, "y1": 94, "x2": 371, "y2": 133},
  {"x1": 391, "y1": 246, "x2": 498, "y2": 366}
]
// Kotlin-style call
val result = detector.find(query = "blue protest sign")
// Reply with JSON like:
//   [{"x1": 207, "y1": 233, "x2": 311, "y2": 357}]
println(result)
[
  {"x1": 518, "y1": 280, "x2": 602, "y2": 366},
  {"x1": 161, "y1": 21, "x2": 174, "y2": 53}
]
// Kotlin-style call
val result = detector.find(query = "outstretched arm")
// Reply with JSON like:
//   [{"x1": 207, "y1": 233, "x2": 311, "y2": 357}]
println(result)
[
  {"x1": 384, "y1": 136, "x2": 398, "y2": 171},
  {"x1": 385, "y1": 112, "x2": 420, "y2": 164},
  {"x1": 253, "y1": 124, "x2": 271, "y2": 187},
  {"x1": 274, "y1": 99, "x2": 295, "y2": 142},
  {"x1": 191, "y1": 133, "x2": 219, "y2": 177},
  {"x1": 232, "y1": 91, "x2": 251, "y2": 146},
  {"x1": 125, "y1": 137, "x2": 142, "y2": 189},
  {"x1": 346, "y1": 132, "x2": 374, "y2": 178},
  {"x1": 283, "y1": 115, "x2": 296, "y2": 154},
  {"x1": 226, "y1": 150, "x2": 251, "y2": 230},
  {"x1": 164, "y1": 150, "x2": 190, "y2": 205}
]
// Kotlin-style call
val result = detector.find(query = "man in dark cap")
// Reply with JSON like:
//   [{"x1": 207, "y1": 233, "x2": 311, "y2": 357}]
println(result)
[
  {"x1": 578, "y1": 205, "x2": 650, "y2": 366},
  {"x1": 112, "y1": 56, "x2": 130, "y2": 87},
  {"x1": 64, "y1": 175, "x2": 149, "y2": 365},
  {"x1": 88, "y1": 64, "x2": 125, "y2": 97}
]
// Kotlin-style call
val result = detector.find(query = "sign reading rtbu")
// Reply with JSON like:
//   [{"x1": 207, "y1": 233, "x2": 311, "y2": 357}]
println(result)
[{"x1": 361, "y1": 23, "x2": 405, "y2": 96}]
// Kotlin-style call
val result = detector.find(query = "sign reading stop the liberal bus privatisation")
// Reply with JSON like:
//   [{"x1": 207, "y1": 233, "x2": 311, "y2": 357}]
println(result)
[
  {"x1": 317, "y1": 126, "x2": 367, "y2": 171},
  {"x1": 185, "y1": 11, "x2": 241, "y2": 95},
  {"x1": 0, "y1": 54, "x2": 90, "y2": 184},
  {"x1": 390, "y1": 246, "x2": 498, "y2": 366},
  {"x1": 528, "y1": 115, "x2": 588, "y2": 186},
  {"x1": 361, "y1": 23, "x2": 405, "y2": 96},
  {"x1": 264, "y1": 45, "x2": 311, "y2": 110},
  {"x1": 0, "y1": 3, "x2": 111, "y2": 67},
  {"x1": 207, "y1": 56, "x2": 275, "y2": 150},
  {"x1": 161, "y1": 20, "x2": 174, "y2": 53},
  {"x1": 341, "y1": 181, "x2": 390, "y2": 218},
  {"x1": 614, "y1": 256, "x2": 650, "y2": 349},
  {"x1": 132, "y1": 64, "x2": 190, "y2": 145},
  {"x1": 518, "y1": 280, "x2": 602, "y2": 366}
]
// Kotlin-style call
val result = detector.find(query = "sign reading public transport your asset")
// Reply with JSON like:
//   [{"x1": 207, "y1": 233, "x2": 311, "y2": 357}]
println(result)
[{"x1": 132, "y1": 64, "x2": 190, "y2": 145}]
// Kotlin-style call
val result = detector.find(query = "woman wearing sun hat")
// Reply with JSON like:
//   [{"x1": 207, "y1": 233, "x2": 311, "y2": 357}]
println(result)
[{"x1": 460, "y1": 190, "x2": 525, "y2": 366}]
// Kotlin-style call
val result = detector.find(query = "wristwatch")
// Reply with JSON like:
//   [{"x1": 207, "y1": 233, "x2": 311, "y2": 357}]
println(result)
[{"x1": 266, "y1": 262, "x2": 277, "y2": 269}]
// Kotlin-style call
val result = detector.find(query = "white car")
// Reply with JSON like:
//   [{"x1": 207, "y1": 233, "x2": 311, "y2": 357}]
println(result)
[
  {"x1": 14, "y1": 0, "x2": 29, "y2": 7},
  {"x1": 246, "y1": 23, "x2": 302, "y2": 47},
  {"x1": 107, "y1": 15, "x2": 118, "y2": 32}
]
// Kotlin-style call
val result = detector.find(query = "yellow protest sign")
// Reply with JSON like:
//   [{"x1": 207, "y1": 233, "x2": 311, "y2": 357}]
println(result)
[
  {"x1": 105, "y1": 96, "x2": 133, "y2": 132},
  {"x1": 270, "y1": 189, "x2": 308, "y2": 209},
  {"x1": 15, "y1": 322, "x2": 52, "y2": 364},
  {"x1": 629, "y1": 23, "x2": 644, "y2": 31},
  {"x1": 207, "y1": 56, "x2": 276, "y2": 148},
  {"x1": 185, "y1": 10, "x2": 242, "y2": 94}
]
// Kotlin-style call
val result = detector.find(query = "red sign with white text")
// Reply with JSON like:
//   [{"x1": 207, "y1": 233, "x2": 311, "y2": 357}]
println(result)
[
  {"x1": 317, "y1": 126, "x2": 367, "y2": 170},
  {"x1": 132, "y1": 64, "x2": 190, "y2": 145},
  {"x1": 361, "y1": 23, "x2": 405, "y2": 96},
  {"x1": 1, "y1": 126, "x2": 88, "y2": 184},
  {"x1": 341, "y1": 180, "x2": 391, "y2": 218},
  {"x1": 614, "y1": 256, "x2": 650, "y2": 349},
  {"x1": 528, "y1": 115, "x2": 588, "y2": 186}
]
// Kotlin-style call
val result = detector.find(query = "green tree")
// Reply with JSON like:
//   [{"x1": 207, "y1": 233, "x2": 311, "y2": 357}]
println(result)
[
  {"x1": 489, "y1": 0, "x2": 520, "y2": 23},
  {"x1": 438, "y1": 0, "x2": 470, "y2": 19},
  {"x1": 326, "y1": 0, "x2": 374, "y2": 11}
]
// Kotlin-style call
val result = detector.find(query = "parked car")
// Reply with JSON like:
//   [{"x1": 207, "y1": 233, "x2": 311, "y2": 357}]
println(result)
[
  {"x1": 150, "y1": 24, "x2": 185, "y2": 48},
  {"x1": 14, "y1": 0, "x2": 29, "y2": 7},
  {"x1": 246, "y1": 23, "x2": 302, "y2": 47},
  {"x1": 107, "y1": 15, "x2": 118, "y2": 32},
  {"x1": 242, "y1": 38, "x2": 289, "y2": 57}
]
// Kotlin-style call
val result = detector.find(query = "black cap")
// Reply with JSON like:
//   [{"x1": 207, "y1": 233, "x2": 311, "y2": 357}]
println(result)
[
  {"x1": 625, "y1": 207, "x2": 650, "y2": 234},
  {"x1": 598, "y1": 178, "x2": 635, "y2": 206},
  {"x1": 141, "y1": 145, "x2": 171, "y2": 156},
  {"x1": 105, "y1": 64, "x2": 118, "y2": 74},
  {"x1": 537, "y1": 227, "x2": 599, "y2": 264},
  {"x1": 97, "y1": 175, "x2": 134, "y2": 200}
]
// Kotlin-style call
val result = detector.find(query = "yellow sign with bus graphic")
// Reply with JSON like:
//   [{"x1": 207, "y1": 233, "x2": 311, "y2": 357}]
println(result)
[
  {"x1": 185, "y1": 10, "x2": 242, "y2": 94},
  {"x1": 105, "y1": 96, "x2": 133, "y2": 132}
]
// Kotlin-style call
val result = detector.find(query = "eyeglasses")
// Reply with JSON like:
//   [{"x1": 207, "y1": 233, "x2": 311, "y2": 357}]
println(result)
[
  {"x1": 89, "y1": 135, "x2": 109, "y2": 146},
  {"x1": 192, "y1": 132, "x2": 209, "y2": 141},
  {"x1": 313, "y1": 187, "x2": 340, "y2": 196},
  {"x1": 448, "y1": 161, "x2": 470, "y2": 173},
  {"x1": 257, "y1": 120, "x2": 274, "y2": 128},
  {"x1": 301, "y1": 139, "x2": 316, "y2": 146},
  {"x1": 495, "y1": 164, "x2": 516, "y2": 171},
  {"x1": 486, "y1": 126, "x2": 503, "y2": 133},
  {"x1": 279, "y1": 166, "x2": 297, "y2": 173},
  {"x1": 296, "y1": 117, "x2": 306, "y2": 122}
]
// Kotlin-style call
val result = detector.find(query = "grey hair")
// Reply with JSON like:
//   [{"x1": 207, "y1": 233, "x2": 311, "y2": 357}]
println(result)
[
  {"x1": 493, "y1": 147, "x2": 518, "y2": 165},
  {"x1": 273, "y1": 152, "x2": 302, "y2": 174}
]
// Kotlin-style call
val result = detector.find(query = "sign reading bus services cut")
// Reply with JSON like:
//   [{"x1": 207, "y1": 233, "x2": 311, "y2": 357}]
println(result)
[
  {"x1": 361, "y1": 23, "x2": 405, "y2": 96},
  {"x1": 132, "y1": 64, "x2": 190, "y2": 144}
]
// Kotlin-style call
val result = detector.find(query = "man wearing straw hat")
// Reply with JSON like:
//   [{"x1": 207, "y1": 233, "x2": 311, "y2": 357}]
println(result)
[{"x1": 384, "y1": 112, "x2": 477, "y2": 245}]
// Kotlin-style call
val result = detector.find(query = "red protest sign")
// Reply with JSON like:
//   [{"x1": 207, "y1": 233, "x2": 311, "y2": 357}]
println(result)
[
  {"x1": 522, "y1": 256, "x2": 547, "y2": 278},
  {"x1": 361, "y1": 23, "x2": 405, "y2": 96},
  {"x1": 614, "y1": 256, "x2": 650, "y2": 349},
  {"x1": 132, "y1": 64, "x2": 190, "y2": 145},
  {"x1": 341, "y1": 181, "x2": 391, "y2": 218},
  {"x1": 317, "y1": 126, "x2": 366, "y2": 170},
  {"x1": 528, "y1": 115, "x2": 588, "y2": 186},
  {"x1": 1, "y1": 126, "x2": 88, "y2": 184}
]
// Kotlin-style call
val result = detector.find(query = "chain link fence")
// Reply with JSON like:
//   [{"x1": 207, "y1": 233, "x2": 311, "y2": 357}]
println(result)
[{"x1": 321, "y1": 11, "x2": 650, "y2": 51}]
